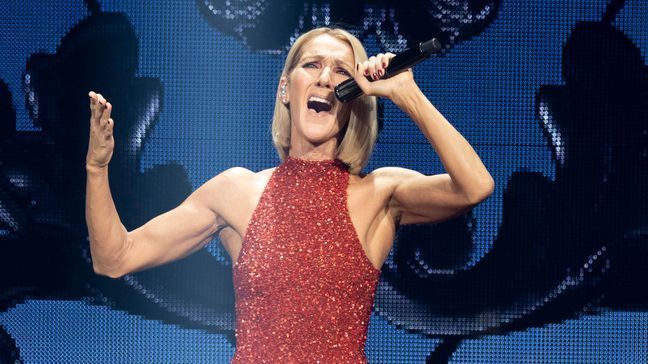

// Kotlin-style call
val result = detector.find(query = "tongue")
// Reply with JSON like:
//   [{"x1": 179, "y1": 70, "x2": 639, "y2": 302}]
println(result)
[{"x1": 307, "y1": 100, "x2": 332, "y2": 113}]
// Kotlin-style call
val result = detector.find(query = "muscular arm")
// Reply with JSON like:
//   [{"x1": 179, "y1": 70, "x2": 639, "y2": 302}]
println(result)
[
  {"x1": 375, "y1": 168, "x2": 477, "y2": 225},
  {"x1": 86, "y1": 166, "x2": 224, "y2": 278},
  {"x1": 391, "y1": 89, "x2": 494, "y2": 224},
  {"x1": 355, "y1": 55, "x2": 494, "y2": 225},
  {"x1": 85, "y1": 91, "x2": 231, "y2": 278}
]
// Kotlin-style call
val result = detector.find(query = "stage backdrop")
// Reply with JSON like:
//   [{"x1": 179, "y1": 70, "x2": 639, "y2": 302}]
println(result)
[{"x1": 1, "y1": 0, "x2": 647, "y2": 363}]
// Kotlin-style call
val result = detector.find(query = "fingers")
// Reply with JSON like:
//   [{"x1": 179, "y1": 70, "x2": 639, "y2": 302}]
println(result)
[
  {"x1": 354, "y1": 52, "x2": 391, "y2": 93},
  {"x1": 353, "y1": 51, "x2": 404, "y2": 100},
  {"x1": 105, "y1": 117, "x2": 114, "y2": 136},
  {"x1": 86, "y1": 91, "x2": 115, "y2": 168},
  {"x1": 88, "y1": 91, "x2": 112, "y2": 124},
  {"x1": 101, "y1": 102, "x2": 112, "y2": 121},
  {"x1": 89, "y1": 91, "x2": 98, "y2": 118},
  {"x1": 381, "y1": 52, "x2": 396, "y2": 69},
  {"x1": 357, "y1": 53, "x2": 396, "y2": 81},
  {"x1": 353, "y1": 62, "x2": 373, "y2": 95},
  {"x1": 88, "y1": 91, "x2": 108, "y2": 108},
  {"x1": 366, "y1": 54, "x2": 382, "y2": 80}
]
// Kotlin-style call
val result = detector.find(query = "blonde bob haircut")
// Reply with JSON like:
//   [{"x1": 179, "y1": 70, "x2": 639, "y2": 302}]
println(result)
[{"x1": 271, "y1": 27, "x2": 378, "y2": 175}]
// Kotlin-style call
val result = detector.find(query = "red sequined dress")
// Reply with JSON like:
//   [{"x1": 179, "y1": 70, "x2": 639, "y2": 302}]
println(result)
[{"x1": 231, "y1": 157, "x2": 381, "y2": 363}]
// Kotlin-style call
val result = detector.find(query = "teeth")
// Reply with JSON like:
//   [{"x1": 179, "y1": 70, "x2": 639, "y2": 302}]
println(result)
[{"x1": 308, "y1": 96, "x2": 331, "y2": 105}]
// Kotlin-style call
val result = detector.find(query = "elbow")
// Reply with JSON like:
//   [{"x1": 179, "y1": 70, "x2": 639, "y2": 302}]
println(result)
[
  {"x1": 91, "y1": 233, "x2": 134, "y2": 279},
  {"x1": 466, "y1": 176, "x2": 495, "y2": 206},
  {"x1": 92, "y1": 261, "x2": 126, "y2": 279},
  {"x1": 483, "y1": 176, "x2": 495, "y2": 198}
]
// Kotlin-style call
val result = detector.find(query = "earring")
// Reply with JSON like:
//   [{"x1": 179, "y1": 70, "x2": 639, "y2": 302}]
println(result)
[{"x1": 280, "y1": 84, "x2": 287, "y2": 103}]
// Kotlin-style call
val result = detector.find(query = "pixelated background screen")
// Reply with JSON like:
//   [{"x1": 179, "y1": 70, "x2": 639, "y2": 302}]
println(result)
[{"x1": 1, "y1": 0, "x2": 647, "y2": 362}]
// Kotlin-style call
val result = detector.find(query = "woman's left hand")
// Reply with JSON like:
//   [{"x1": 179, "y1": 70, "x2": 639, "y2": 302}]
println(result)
[{"x1": 353, "y1": 53, "x2": 419, "y2": 104}]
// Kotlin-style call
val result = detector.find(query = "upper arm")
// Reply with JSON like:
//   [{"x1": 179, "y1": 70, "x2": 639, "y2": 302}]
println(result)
[
  {"x1": 377, "y1": 167, "x2": 485, "y2": 225},
  {"x1": 115, "y1": 170, "x2": 237, "y2": 276},
  {"x1": 125, "y1": 188, "x2": 219, "y2": 272}
]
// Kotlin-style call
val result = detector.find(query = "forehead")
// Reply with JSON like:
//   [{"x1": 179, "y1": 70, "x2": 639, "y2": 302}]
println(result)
[{"x1": 299, "y1": 34, "x2": 354, "y2": 64}]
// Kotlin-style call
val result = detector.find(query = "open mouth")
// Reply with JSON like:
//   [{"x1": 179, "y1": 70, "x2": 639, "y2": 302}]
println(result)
[{"x1": 307, "y1": 96, "x2": 333, "y2": 113}]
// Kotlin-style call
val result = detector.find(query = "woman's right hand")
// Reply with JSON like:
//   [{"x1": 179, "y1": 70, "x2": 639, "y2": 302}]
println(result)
[{"x1": 86, "y1": 91, "x2": 115, "y2": 170}]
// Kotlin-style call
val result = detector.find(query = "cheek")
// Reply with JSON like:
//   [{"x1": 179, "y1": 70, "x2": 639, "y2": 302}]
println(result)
[{"x1": 290, "y1": 70, "x2": 314, "y2": 90}]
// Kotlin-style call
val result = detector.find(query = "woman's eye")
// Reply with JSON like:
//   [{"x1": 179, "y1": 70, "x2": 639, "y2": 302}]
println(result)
[
  {"x1": 303, "y1": 62, "x2": 318, "y2": 68},
  {"x1": 337, "y1": 69, "x2": 352, "y2": 77}
]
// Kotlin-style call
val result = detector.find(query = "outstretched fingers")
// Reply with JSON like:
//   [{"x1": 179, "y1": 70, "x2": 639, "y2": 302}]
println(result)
[
  {"x1": 89, "y1": 91, "x2": 99, "y2": 119},
  {"x1": 88, "y1": 91, "x2": 115, "y2": 137},
  {"x1": 89, "y1": 91, "x2": 106, "y2": 118},
  {"x1": 86, "y1": 91, "x2": 116, "y2": 168},
  {"x1": 101, "y1": 102, "x2": 112, "y2": 124},
  {"x1": 103, "y1": 117, "x2": 114, "y2": 139},
  {"x1": 89, "y1": 91, "x2": 112, "y2": 126}
]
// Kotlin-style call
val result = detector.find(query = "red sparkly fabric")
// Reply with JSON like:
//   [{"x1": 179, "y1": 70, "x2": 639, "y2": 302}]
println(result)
[{"x1": 231, "y1": 157, "x2": 381, "y2": 363}]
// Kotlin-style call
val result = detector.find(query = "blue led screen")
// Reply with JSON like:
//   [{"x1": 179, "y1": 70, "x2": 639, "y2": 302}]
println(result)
[{"x1": 1, "y1": 0, "x2": 647, "y2": 363}]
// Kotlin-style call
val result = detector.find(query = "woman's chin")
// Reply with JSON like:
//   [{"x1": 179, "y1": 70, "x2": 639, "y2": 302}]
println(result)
[
  {"x1": 301, "y1": 122, "x2": 339, "y2": 139},
  {"x1": 298, "y1": 128, "x2": 339, "y2": 146}
]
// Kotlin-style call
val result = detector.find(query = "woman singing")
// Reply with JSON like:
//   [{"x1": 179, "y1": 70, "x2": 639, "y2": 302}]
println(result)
[{"x1": 85, "y1": 27, "x2": 494, "y2": 363}]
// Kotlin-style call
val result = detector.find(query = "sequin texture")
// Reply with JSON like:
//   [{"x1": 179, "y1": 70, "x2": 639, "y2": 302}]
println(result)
[{"x1": 232, "y1": 157, "x2": 381, "y2": 363}]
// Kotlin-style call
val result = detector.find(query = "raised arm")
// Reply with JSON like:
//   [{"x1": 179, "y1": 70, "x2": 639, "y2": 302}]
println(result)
[
  {"x1": 354, "y1": 54, "x2": 494, "y2": 224},
  {"x1": 85, "y1": 92, "x2": 221, "y2": 278}
]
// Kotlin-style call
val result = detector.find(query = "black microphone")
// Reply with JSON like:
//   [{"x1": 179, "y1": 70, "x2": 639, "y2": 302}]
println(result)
[{"x1": 334, "y1": 38, "x2": 443, "y2": 103}]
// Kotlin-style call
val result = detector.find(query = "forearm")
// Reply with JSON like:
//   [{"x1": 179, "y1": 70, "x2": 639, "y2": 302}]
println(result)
[
  {"x1": 394, "y1": 86, "x2": 494, "y2": 202},
  {"x1": 85, "y1": 165, "x2": 130, "y2": 276}
]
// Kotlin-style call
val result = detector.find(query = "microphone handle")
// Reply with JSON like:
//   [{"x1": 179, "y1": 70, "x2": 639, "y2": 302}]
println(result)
[{"x1": 334, "y1": 38, "x2": 442, "y2": 103}]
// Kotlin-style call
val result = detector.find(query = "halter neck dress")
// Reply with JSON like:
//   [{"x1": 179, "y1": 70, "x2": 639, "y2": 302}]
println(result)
[{"x1": 231, "y1": 157, "x2": 381, "y2": 363}]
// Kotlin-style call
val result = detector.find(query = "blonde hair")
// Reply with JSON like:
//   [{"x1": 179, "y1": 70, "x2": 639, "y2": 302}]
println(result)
[{"x1": 271, "y1": 27, "x2": 378, "y2": 174}]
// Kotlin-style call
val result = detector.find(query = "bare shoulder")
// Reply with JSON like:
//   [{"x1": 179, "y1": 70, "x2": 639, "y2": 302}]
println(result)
[
  {"x1": 255, "y1": 166, "x2": 276, "y2": 179},
  {"x1": 191, "y1": 166, "x2": 276, "y2": 233},
  {"x1": 215, "y1": 166, "x2": 259, "y2": 183},
  {"x1": 188, "y1": 166, "x2": 274, "y2": 212},
  {"x1": 199, "y1": 166, "x2": 274, "y2": 191}
]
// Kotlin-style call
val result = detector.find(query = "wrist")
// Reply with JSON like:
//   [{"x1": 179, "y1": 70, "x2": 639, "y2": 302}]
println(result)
[
  {"x1": 86, "y1": 163, "x2": 108, "y2": 175},
  {"x1": 392, "y1": 84, "x2": 426, "y2": 113}
]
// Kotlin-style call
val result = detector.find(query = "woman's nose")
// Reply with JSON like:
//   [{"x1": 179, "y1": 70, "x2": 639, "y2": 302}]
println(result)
[{"x1": 316, "y1": 67, "x2": 333, "y2": 88}]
